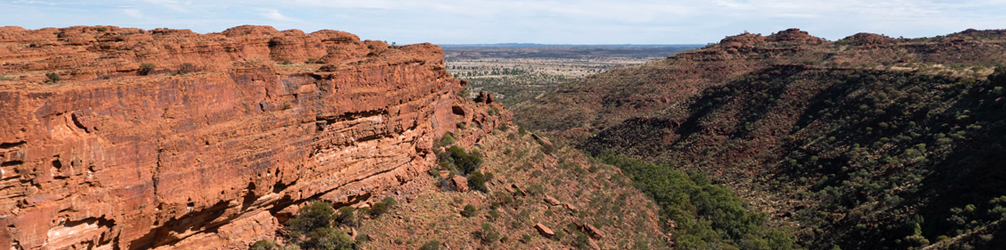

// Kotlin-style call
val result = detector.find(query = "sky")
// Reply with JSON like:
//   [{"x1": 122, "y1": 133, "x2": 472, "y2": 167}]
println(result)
[{"x1": 3, "y1": 0, "x2": 1006, "y2": 45}]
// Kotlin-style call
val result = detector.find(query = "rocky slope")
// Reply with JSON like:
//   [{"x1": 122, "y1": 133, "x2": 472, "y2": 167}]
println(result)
[
  {"x1": 516, "y1": 29, "x2": 1006, "y2": 249},
  {"x1": 0, "y1": 25, "x2": 506, "y2": 249}
]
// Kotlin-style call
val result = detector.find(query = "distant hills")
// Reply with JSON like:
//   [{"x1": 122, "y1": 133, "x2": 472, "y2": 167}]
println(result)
[{"x1": 439, "y1": 43, "x2": 705, "y2": 48}]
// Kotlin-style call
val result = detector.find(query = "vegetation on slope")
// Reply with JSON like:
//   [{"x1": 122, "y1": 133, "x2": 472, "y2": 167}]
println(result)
[
  {"x1": 596, "y1": 153, "x2": 799, "y2": 250},
  {"x1": 515, "y1": 29, "x2": 1006, "y2": 250},
  {"x1": 579, "y1": 65, "x2": 1006, "y2": 249}
]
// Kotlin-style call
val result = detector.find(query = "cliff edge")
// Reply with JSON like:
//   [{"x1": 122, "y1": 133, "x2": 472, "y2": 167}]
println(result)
[{"x1": 0, "y1": 25, "x2": 508, "y2": 249}]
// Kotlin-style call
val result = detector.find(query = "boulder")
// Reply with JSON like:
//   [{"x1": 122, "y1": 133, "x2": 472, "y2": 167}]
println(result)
[
  {"x1": 585, "y1": 224, "x2": 605, "y2": 239},
  {"x1": 534, "y1": 223, "x2": 555, "y2": 237},
  {"x1": 544, "y1": 195, "x2": 561, "y2": 206},
  {"x1": 452, "y1": 175, "x2": 469, "y2": 192}
]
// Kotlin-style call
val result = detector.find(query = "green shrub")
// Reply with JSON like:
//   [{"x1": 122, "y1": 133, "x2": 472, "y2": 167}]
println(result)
[
  {"x1": 419, "y1": 240, "x2": 441, "y2": 250},
  {"x1": 435, "y1": 134, "x2": 455, "y2": 147},
  {"x1": 139, "y1": 63, "x2": 156, "y2": 75},
  {"x1": 574, "y1": 233, "x2": 591, "y2": 249},
  {"x1": 0, "y1": 75, "x2": 13, "y2": 81},
  {"x1": 381, "y1": 197, "x2": 397, "y2": 207},
  {"x1": 250, "y1": 240, "x2": 280, "y2": 250},
  {"x1": 178, "y1": 63, "x2": 198, "y2": 74},
  {"x1": 461, "y1": 204, "x2": 478, "y2": 217},
  {"x1": 468, "y1": 171, "x2": 488, "y2": 192},
  {"x1": 370, "y1": 202, "x2": 388, "y2": 217},
  {"x1": 287, "y1": 201, "x2": 334, "y2": 235},
  {"x1": 303, "y1": 227, "x2": 353, "y2": 250},
  {"x1": 445, "y1": 146, "x2": 483, "y2": 174},
  {"x1": 335, "y1": 206, "x2": 356, "y2": 227},
  {"x1": 45, "y1": 72, "x2": 60, "y2": 83}
]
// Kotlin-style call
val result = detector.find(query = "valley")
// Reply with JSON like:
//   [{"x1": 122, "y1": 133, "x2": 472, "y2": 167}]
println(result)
[{"x1": 444, "y1": 45, "x2": 700, "y2": 105}]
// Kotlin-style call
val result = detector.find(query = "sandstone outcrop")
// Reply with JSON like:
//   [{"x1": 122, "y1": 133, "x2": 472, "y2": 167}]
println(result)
[{"x1": 0, "y1": 25, "x2": 507, "y2": 250}]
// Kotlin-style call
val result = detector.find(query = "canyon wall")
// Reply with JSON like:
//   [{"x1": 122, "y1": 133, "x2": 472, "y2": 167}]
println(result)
[{"x1": 0, "y1": 25, "x2": 500, "y2": 249}]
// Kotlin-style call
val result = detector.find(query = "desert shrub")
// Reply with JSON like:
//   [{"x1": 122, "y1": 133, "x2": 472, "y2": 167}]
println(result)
[
  {"x1": 574, "y1": 233, "x2": 591, "y2": 249},
  {"x1": 479, "y1": 223, "x2": 501, "y2": 244},
  {"x1": 381, "y1": 197, "x2": 397, "y2": 207},
  {"x1": 419, "y1": 240, "x2": 441, "y2": 250},
  {"x1": 461, "y1": 204, "x2": 478, "y2": 217},
  {"x1": 139, "y1": 63, "x2": 156, "y2": 75},
  {"x1": 302, "y1": 227, "x2": 353, "y2": 250},
  {"x1": 250, "y1": 240, "x2": 280, "y2": 250},
  {"x1": 436, "y1": 134, "x2": 455, "y2": 147},
  {"x1": 0, "y1": 75, "x2": 14, "y2": 81},
  {"x1": 370, "y1": 202, "x2": 388, "y2": 217},
  {"x1": 178, "y1": 63, "x2": 199, "y2": 74},
  {"x1": 468, "y1": 171, "x2": 488, "y2": 192},
  {"x1": 526, "y1": 184, "x2": 544, "y2": 196},
  {"x1": 45, "y1": 72, "x2": 60, "y2": 83},
  {"x1": 335, "y1": 206, "x2": 356, "y2": 227},
  {"x1": 287, "y1": 201, "x2": 334, "y2": 236},
  {"x1": 443, "y1": 146, "x2": 483, "y2": 174}
]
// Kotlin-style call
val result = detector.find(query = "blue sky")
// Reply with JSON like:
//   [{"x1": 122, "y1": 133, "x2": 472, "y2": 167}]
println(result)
[{"x1": 3, "y1": 0, "x2": 1006, "y2": 44}]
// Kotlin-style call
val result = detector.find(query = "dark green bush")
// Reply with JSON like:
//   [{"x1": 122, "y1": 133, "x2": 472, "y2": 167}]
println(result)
[
  {"x1": 468, "y1": 171, "x2": 488, "y2": 192},
  {"x1": 250, "y1": 240, "x2": 280, "y2": 250},
  {"x1": 442, "y1": 146, "x2": 482, "y2": 175},
  {"x1": 45, "y1": 72, "x2": 60, "y2": 83},
  {"x1": 335, "y1": 206, "x2": 356, "y2": 227},
  {"x1": 435, "y1": 134, "x2": 455, "y2": 147},
  {"x1": 461, "y1": 204, "x2": 478, "y2": 217},
  {"x1": 287, "y1": 201, "x2": 334, "y2": 235},
  {"x1": 419, "y1": 240, "x2": 441, "y2": 250},
  {"x1": 381, "y1": 197, "x2": 397, "y2": 207},
  {"x1": 370, "y1": 202, "x2": 388, "y2": 217},
  {"x1": 303, "y1": 227, "x2": 353, "y2": 250},
  {"x1": 139, "y1": 63, "x2": 156, "y2": 75}
]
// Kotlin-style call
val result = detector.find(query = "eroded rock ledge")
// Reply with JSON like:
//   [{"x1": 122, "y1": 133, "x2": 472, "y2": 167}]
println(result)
[{"x1": 0, "y1": 25, "x2": 507, "y2": 249}]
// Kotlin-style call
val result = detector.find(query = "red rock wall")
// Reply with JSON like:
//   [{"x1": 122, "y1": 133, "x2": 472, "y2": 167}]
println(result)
[{"x1": 0, "y1": 25, "x2": 484, "y2": 249}]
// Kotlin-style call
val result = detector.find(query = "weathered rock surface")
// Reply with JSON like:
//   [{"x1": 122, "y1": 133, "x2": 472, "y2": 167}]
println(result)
[
  {"x1": 0, "y1": 25, "x2": 502, "y2": 250},
  {"x1": 533, "y1": 223, "x2": 554, "y2": 237},
  {"x1": 451, "y1": 175, "x2": 469, "y2": 192}
]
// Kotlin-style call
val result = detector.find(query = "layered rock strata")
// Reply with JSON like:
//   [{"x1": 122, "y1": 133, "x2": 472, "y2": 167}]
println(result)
[{"x1": 0, "y1": 25, "x2": 498, "y2": 249}]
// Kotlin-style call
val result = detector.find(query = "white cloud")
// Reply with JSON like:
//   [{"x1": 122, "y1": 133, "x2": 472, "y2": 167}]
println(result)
[
  {"x1": 12, "y1": 0, "x2": 56, "y2": 5},
  {"x1": 122, "y1": 9, "x2": 143, "y2": 19},
  {"x1": 260, "y1": 9, "x2": 293, "y2": 21},
  {"x1": 3, "y1": 0, "x2": 1006, "y2": 43}
]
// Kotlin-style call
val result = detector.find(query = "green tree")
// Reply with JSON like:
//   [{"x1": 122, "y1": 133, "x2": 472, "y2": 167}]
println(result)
[
  {"x1": 303, "y1": 227, "x2": 353, "y2": 250},
  {"x1": 287, "y1": 201, "x2": 335, "y2": 235}
]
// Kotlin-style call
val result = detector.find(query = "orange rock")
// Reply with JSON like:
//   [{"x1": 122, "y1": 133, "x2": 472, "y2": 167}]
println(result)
[
  {"x1": 534, "y1": 223, "x2": 554, "y2": 237},
  {"x1": 452, "y1": 175, "x2": 469, "y2": 192},
  {"x1": 0, "y1": 25, "x2": 511, "y2": 250},
  {"x1": 544, "y1": 195, "x2": 561, "y2": 206},
  {"x1": 584, "y1": 224, "x2": 605, "y2": 240}
]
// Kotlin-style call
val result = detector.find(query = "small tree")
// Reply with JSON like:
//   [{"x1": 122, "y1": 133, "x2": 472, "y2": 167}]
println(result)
[{"x1": 287, "y1": 201, "x2": 334, "y2": 236}]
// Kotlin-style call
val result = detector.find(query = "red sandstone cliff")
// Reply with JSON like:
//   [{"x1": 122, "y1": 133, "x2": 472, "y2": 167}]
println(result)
[{"x1": 0, "y1": 25, "x2": 507, "y2": 249}]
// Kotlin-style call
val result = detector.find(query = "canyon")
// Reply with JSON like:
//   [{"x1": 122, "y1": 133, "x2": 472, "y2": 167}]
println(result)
[{"x1": 0, "y1": 25, "x2": 506, "y2": 249}]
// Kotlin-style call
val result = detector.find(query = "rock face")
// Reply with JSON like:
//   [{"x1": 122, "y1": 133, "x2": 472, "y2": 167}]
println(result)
[{"x1": 0, "y1": 25, "x2": 499, "y2": 250}]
